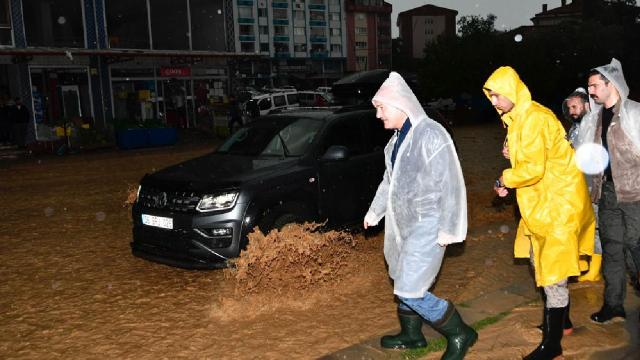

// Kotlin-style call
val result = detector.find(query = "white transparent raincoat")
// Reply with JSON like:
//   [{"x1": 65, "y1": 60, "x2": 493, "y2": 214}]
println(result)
[
  {"x1": 364, "y1": 72, "x2": 467, "y2": 298},
  {"x1": 576, "y1": 58, "x2": 640, "y2": 152}
]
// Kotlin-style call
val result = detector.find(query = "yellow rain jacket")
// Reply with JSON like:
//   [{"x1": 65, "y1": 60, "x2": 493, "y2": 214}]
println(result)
[{"x1": 483, "y1": 66, "x2": 595, "y2": 287}]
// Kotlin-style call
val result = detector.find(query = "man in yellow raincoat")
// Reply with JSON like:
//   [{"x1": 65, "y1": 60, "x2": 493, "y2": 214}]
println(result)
[{"x1": 484, "y1": 66, "x2": 595, "y2": 360}]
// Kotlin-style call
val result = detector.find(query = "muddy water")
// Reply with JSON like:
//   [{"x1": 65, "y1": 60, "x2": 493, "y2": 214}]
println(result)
[{"x1": 1, "y1": 126, "x2": 534, "y2": 359}]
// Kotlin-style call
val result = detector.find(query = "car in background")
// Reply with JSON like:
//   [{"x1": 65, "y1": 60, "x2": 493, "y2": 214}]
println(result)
[
  {"x1": 244, "y1": 91, "x2": 299, "y2": 117},
  {"x1": 316, "y1": 86, "x2": 332, "y2": 94},
  {"x1": 130, "y1": 106, "x2": 393, "y2": 269},
  {"x1": 297, "y1": 91, "x2": 334, "y2": 107}
]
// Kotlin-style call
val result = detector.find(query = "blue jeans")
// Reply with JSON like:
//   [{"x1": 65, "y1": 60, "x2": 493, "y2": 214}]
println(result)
[{"x1": 398, "y1": 292, "x2": 448, "y2": 322}]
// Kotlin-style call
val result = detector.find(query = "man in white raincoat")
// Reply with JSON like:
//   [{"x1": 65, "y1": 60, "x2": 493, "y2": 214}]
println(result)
[
  {"x1": 363, "y1": 72, "x2": 476, "y2": 359},
  {"x1": 575, "y1": 58, "x2": 640, "y2": 323}
]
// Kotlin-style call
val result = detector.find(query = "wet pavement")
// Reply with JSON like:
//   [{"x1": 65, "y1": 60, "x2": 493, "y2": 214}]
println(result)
[{"x1": 322, "y1": 281, "x2": 640, "y2": 359}]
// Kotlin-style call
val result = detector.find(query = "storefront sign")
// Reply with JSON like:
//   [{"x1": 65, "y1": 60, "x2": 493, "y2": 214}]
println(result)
[{"x1": 160, "y1": 67, "x2": 191, "y2": 77}]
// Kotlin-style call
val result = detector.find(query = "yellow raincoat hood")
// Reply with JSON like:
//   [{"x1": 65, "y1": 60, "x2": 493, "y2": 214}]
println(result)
[{"x1": 483, "y1": 66, "x2": 595, "y2": 287}]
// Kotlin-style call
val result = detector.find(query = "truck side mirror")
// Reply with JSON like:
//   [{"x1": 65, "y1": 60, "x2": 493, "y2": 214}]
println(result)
[{"x1": 321, "y1": 145, "x2": 349, "y2": 161}]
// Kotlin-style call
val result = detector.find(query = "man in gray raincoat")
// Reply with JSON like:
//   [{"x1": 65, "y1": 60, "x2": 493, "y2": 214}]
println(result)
[
  {"x1": 363, "y1": 72, "x2": 476, "y2": 359},
  {"x1": 574, "y1": 58, "x2": 640, "y2": 323}
]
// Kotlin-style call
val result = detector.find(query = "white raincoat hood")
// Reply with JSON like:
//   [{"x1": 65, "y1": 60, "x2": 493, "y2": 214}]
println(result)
[
  {"x1": 365, "y1": 72, "x2": 467, "y2": 298},
  {"x1": 575, "y1": 58, "x2": 640, "y2": 153}
]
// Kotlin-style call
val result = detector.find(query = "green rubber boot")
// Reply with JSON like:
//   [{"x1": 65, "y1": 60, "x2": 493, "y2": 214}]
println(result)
[
  {"x1": 431, "y1": 301, "x2": 478, "y2": 360},
  {"x1": 380, "y1": 308, "x2": 428, "y2": 349}
]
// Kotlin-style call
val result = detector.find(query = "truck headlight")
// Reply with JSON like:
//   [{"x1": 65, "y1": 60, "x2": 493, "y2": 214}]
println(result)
[{"x1": 196, "y1": 192, "x2": 239, "y2": 212}]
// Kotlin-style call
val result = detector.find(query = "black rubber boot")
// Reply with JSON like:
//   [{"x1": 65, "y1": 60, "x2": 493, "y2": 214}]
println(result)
[
  {"x1": 524, "y1": 306, "x2": 564, "y2": 360},
  {"x1": 380, "y1": 307, "x2": 428, "y2": 349},
  {"x1": 431, "y1": 301, "x2": 478, "y2": 360},
  {"x1": 537, "y1": 299, "x2": 573, "y2": 335}
]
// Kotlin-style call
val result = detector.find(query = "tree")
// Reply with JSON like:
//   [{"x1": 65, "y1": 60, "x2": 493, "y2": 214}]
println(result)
[{"x1": 457, "y1": 14, "x2": 497, "y2": 37}]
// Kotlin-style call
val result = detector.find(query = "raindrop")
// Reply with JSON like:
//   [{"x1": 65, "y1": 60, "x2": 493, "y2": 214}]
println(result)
[
  {"x1": 487, "y1": 229, "x2": 493, "y2": 234},
  {"x1": 499, "y1": 224, "x2": 510, "y2": 233},
  {"x1": 63, "y1": 207, "x2": 67, "y2": 211},
  {"x1": 37, "y1": 160, "x2": 42, "y2": 164},
  {"x1": 57, "y1": 16, "x2": 66, "y2": 25},
  {"x1": 44, "y1": 207, "x2": 54, "y2": 217},
  {"x1": 96, "y1": 212, "x2": 106, "y2": 221},
  {"x1": 514, "y1": 34, "x2": 523, "y2": 43},
  {"x1": 217, "y1": 9, "x2": 222, "y2": 14},
  {"x1": 575, "y1": 143, "x2": 609, "y2": 175}
]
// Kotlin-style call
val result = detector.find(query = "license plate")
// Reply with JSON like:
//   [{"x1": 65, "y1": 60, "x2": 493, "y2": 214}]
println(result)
[{"x1": 141, "y1": 214, "x2": 173, "y2": 229}]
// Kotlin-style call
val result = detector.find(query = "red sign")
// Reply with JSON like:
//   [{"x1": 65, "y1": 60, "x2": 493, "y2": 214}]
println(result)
[{"x1": 160, "y1": 67, "x2": 191, "y2": 77}]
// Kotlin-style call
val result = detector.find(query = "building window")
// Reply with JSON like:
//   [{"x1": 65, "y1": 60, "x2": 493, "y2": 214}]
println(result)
[
  {"x1": 273, "y1": 8, "x2": 288, "y2": 19},
  {"x1": 294, "y1": 10, "x2": 305, "y2": 20},
  {"x1": 150, "y1": 0, "x2": 189, "y2": 50},
  {"x1": 330, "y1": 12, "x2": 340, "y2": 21},
  {"x1": 239, "y1": 25, "x2": 254, "y2": 35},
  {"x1": 356, "y1": 56, "x2": 367, "y2": 71},
  {"x1": 294, "y1": 27, "x2": 305, "y2": 36},
  {"x1": 260, "y1": 42, "x2": 269, "y2": 52},
  {"x1": 310, "y1": 27, "x2": 325, "y2": 37},
  {"x1": 240, "y1": 42, "x2": 255, "y2": 52},
  {"x1": 355, "y1": 27, "x2": 367, "y2": 35},
  {"x1": 0, "y1": 0, "x2": 11, "y2": 45},
  {"x1": 356, "y1": 13, "x2": 365, "y2": 20},
  {"x1": 330, "y1": 28, "x2": 340, "y2": 36},
  {"x1": 274, "y1": 42, "x2": 289, "y2": 53},
  {"x1": 258, "y1": 8, "x2": 268, "y2": 17},
  {"x1": 329, "y1": 0, "x2": 340, "y2": 5},
  {"x1": 30, "y1": 67, "x2": 92, "y2": 125},
  {"x1": 106, "y1": 0, "x2": 150, "y2": 49},
  {"x1": 23, "y1": 0, "x2": 85, "y2": 47},
  {"x1": 310, "y1": 12, "x2": 325, "y2": 21},
  {"x1": 238, "y1": 6, "x2": 253, "y2": 18},
  {"x1": 274, "y1": 25, "x2": 288, "y2": 36},
  {"x1": 190, "y1": 0, "x2": 226, "y2": 51},
  {"x1": 259, "y1": 26, "x2": 269, "y2": 35},
  {"x1": 355, "y1": 41, "x2": 367, "y2": 49},
  {"x1": 294, "y1": 43, "x2": 307, "y2": 52},
  {"x1": 330, "y1": 44, "x2": 341, "y2": 52}
]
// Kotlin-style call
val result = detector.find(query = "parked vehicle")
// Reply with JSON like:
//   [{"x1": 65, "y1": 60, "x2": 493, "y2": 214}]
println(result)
[
  {"x1": 316, "y1": 86, "x2": 333, "y2": 93},
  {"x1": 131, "y1": 106, "x2": 390, "y2": 269},
  {"x1": 297, "y1": 91, "x2": 333, "y2": 107},
  {"x1": 243, "y1": 91, "x2": 299, "y2": 117}
]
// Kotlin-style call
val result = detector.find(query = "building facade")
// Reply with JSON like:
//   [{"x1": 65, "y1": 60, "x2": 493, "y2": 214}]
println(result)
[
  {"x1": 232, "y1": 0, "x2": 349, "y2": 88},
  {"x1": 396, "y1": 4, "x2": 456, "y2": 59},
  {"x1": 343, "y1": 0, "x2": 391, "y2": 72}
]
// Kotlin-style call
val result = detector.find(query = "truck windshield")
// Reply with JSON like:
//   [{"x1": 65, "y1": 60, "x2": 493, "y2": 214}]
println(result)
[{"x1": 216, "y1": 118, "x2": 323, "y2": 157}]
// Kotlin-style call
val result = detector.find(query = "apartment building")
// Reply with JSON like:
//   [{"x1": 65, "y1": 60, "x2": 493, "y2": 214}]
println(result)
[
  {"x1": 232, "y1": 0, "x2": 348, "y2": 88},
  {"x1": 344, "y1": 0, "x2": 392, "y2": 72},
  {"x1": 397, "y1": 4, "x2": 457, "y2": 59}
]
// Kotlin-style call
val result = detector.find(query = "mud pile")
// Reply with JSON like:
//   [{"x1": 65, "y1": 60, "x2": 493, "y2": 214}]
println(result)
[{"x1": 225, "y1": 223, "x2": 358, "y2": 295}]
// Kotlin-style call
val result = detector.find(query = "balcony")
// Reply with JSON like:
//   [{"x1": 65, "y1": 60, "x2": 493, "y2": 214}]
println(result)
[
  {"x1": 309, "y1": 4, "x2": 326, "y2": 11},
  {"x1": 239, "y1": 35, "x2": 256, "y2": 42},
  {"x1": 273, "y1": 19, "x2": 289, "y2": 25},
  {"x1": 275, "y1": 52, "x2": 291, "y2": 58},
  {"x1": 238, "y1": 17, "x2": 255, "y2": 24},
  {"x1": 310, "y1": 50, "x2": 329, "y2": 58},
  {"x1": 272, "y1": 1, "x2": 288, "y2": 8},
  {"x1": 273, "y1": 35, "x2": 290, "y2": 42},
  {"x1": 310, "y1": 36, "x2": 327, "y2": 43},
  {"x1": 237, "y1": 0, "x2": 253, "y2": 5},
  {"x1": 309, "y1": 20, "x2": 327, "y2": 27}
]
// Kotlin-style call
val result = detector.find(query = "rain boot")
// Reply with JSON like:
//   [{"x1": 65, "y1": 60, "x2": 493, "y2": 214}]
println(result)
[
  {"x1": 578, "y1": 254, "x2": 602, "y2": 282},
  {"x1": 431, "y1": 301, "x2": 477, "y2": 360},
  {"x1": 536, "y1": 291, "x2": 572, "y2": 335},
  {"x1": 523, "y1": 306, "x2": 564, "y2": 360},
  {"x1": 380, "y1": 307, "x2": 428, "y2": 349}
]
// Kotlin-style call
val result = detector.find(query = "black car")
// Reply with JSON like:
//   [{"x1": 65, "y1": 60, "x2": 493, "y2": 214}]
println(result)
[
  {"x1": 131, "y1": 107, "x2": 391, "y2": 269},
  {"x1": 131, "y1": 106, "x2": 454, "y2": 269}
]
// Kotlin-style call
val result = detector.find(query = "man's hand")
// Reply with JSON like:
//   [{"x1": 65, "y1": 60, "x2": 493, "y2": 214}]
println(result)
[
  {"x1": 494, "y1": 176, "x2": 509, "y2": 197},
  {"x1": 502, "y1": 144, "x2": 510, "y2": 159},
  {"x1": 363, "y1": 219, "x2": 370, "y2": 229}
]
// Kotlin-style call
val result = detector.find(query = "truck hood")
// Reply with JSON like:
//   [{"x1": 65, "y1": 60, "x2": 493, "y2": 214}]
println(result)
[{"x1": 141, "y1": 153, "x2": 301, "y2": 192}]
